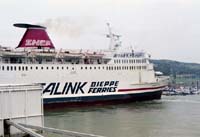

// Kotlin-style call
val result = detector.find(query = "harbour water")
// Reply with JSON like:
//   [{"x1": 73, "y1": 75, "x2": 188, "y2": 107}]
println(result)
[{"x1": 44, "y1": 95, "x2": 200, "y2": 137}]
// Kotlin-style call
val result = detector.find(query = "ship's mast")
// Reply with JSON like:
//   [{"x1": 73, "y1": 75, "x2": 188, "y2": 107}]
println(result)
[{"x1": 106, "y1": 23, "x2": 121, "y2": 51}]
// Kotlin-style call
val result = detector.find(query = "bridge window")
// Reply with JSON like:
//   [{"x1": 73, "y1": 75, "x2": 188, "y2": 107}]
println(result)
[
  {"x1": 25, "y1": 66, "x2": 28, "y2": 71},
  {"x1": 142, "y1": 66, "x2": 147, "y2": 69},
  {"x1": 7, "y1": 66, "x2": 9, "y2": 71},
  {"x1": 51, "y1": 67, "x2": 54, "y2": 70},
  {"x1": 142, "y1": 59, "x2": 146, "y2": 63},
  {"x1": 46, "y1": 67, "x2": 49, "y2": 70},
  {"x1": 2, "y1": 66, "x2": 4, "y2": 71}
]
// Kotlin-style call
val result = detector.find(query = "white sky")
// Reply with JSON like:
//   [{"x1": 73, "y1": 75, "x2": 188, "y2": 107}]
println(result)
[{"x1": 0, "y1": 0, "x2": 200, "y2": 63}]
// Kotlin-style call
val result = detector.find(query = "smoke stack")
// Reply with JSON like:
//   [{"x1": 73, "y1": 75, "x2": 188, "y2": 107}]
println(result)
[{"x1": 14, "y1": 23, "x2": 55, "y2": 49}]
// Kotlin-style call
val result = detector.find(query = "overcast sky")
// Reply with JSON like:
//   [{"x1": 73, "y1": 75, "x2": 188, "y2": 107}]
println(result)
[{"x1": 0, "y1": 0, "x2": 200, "y2": 63}]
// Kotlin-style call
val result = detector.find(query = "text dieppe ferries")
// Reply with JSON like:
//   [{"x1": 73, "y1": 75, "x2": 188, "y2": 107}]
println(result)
[{"x1": 43, "y1": 81, "x2": 119, "y2": 95}]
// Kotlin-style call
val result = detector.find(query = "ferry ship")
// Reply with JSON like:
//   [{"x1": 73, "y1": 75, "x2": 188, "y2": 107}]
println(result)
[{"x1": 0, "y1": 23, "x2": 168, "y2": 108}]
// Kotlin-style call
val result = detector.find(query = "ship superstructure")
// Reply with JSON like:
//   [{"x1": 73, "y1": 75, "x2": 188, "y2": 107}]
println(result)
[{"x1": 0, "y1": 23, "x2": 168, "y2": 107}]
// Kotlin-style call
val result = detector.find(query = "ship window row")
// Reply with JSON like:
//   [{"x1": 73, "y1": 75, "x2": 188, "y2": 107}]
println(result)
[
  {"x1": 114, "y1": 59, "x2": 146, "y2": 64},
  {"x1": 0, "y1": 65, "x2": 147, "y2": 71},
  {"x1": 0, "y1": 66, "x2": 29, "y2": 71},
  {"x1": 0, "y1": 66, "x2": 68, "y2": 71},
  {"x1": 106, "y1": 66, "x2": 147, "y2": 70}
]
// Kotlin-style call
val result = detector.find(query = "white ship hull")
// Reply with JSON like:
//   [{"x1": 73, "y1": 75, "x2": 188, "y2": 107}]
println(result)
[
  {"x1": 0, "y1": 23, "x2": 169, "y2": 108},
  {"x1": 0, "y1": 63, "x2": 166, "y2": 108}
]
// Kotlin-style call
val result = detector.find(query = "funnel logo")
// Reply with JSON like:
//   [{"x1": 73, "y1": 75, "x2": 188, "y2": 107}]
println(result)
[{"x1": 25, "y1": 39, "x2": 51, "y2": 46}]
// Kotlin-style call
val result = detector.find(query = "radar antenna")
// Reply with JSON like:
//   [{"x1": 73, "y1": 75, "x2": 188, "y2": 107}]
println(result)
[{"x1": 106, "y1": 23, "x2": 121, "y2": 50}]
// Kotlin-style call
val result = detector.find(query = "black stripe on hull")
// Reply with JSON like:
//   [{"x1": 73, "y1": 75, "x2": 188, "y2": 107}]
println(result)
[{"x1": 43, "y1": 90, "x2": 162, "y2": 109}]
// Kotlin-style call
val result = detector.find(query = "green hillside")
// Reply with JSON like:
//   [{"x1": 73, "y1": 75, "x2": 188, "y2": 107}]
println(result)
[{"x1": 151, "y1": 59, "x2": 200, "y2": 77}]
